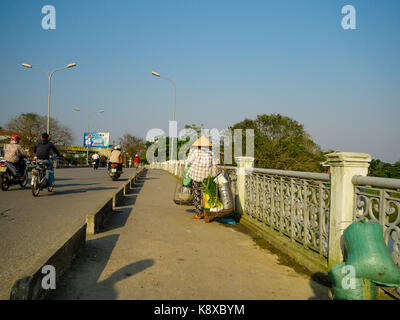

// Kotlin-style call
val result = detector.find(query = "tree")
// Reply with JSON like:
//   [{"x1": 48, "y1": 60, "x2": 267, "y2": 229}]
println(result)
[
  {"x1": 230, "y1": 113, "x2": 325, "y2": 172},
  {"x1": 184, "y1": 123, "x2": 204, "y2": 135},
  {"x1": 6, "y1": 113, "x2": 73, "y2": 155},
  {"x1": 119, "y1": 133, "x2": 146, "y2": 160},
  {"x1": 369, "y1": 159, "x2": 400, "y2": 179}
]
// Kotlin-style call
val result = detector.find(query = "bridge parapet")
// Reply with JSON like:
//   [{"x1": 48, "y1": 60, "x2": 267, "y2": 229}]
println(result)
[{"x1": 152, "y1": 153, "x2": 399, "y2": 299}]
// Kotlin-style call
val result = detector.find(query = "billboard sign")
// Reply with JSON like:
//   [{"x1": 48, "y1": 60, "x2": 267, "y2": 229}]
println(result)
[{"x1": 84, "y1": 132, "x2": 110, "y2": 148}]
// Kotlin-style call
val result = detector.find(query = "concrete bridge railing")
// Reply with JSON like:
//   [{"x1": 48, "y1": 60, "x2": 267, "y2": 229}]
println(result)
[{"x1": 151, "y1": 153, "x2": 400, "y2": 299}]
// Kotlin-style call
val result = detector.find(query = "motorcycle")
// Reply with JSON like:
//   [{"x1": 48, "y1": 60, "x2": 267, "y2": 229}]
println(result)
[
  {"x1": 108, "y1": 163, "x2": 122, "y2": 181},
  {"x1": 0, "y1": 159, "x2": 28, "y2": 191},
  {"x1": 31, "y1": 159, "x2": 54, "y2": 197},
  {"x1": 92, "y1": 159, "x2": 99, "y2": 170}
]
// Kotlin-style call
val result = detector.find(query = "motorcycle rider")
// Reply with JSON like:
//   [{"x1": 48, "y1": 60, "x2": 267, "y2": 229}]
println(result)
[
  {"x1": 33, "y1": 133, "x2": 63, "y2": 187},
  {"x1": 108, "y1": 145, "x2": 123, "y2": 172},
  {"x1": 92, "y1": 152, "x2": 100, "y2": 167},
  {"x1": 4, "y1": 135, "x2": 26, "y2": 179}
]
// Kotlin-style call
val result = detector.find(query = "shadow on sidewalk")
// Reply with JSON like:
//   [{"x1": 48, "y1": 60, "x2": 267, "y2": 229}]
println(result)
[
  {"x1": 308, "y1": 272, "x2": 331, "y2": 300},
  {"x1": 101, "y1": 174, "x2": 147, "y2": 233},
  {"x1": 49, "y1": 234, "x2": 154, "y2": 300}
]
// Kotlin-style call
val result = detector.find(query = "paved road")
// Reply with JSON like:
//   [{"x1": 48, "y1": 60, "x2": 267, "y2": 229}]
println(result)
[
  {"x1": 0, "y1": 167, "x2": 138, "y2": 300},
  {"x1": 50, "y1": 170, "x2": 330, "y2": 300}
]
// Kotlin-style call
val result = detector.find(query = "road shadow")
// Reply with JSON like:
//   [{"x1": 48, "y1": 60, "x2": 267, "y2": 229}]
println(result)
[
  {"x1": 113, "y1": 177, "x2": 129, "y2": 182},
  {"x1": 55, "y1": 183, "x2": 99, "y2": 188},
  {"x1": 48, "y1": 234, "x2": 154, "y2": 300},
  {"x1": 49, "y1": 186, "x2": 118, "y2": 196}
]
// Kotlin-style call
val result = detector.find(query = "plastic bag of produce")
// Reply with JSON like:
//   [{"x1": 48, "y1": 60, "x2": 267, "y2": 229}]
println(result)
[
  {"x1": 344, "y1": 221, "x2": 400, "y2": 286},
  {"x1": 329, "y1": 263, "x2": 376, "y2": 300},
  {"x1": 183, "y1": 167, "x2": 192, "y2": 186}
]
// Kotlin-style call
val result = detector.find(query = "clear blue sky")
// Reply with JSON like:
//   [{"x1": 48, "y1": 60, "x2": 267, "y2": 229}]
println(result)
[{"x1": 0, "y1": 0, "x2": 399, "y2": 162}]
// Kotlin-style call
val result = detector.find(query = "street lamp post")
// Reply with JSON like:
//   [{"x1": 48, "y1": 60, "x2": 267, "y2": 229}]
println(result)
[
  {"x1": 22, "y1": 63, "x2": 77, "y2": 134},
  {"x1": 152, "y1": 71, "x2": 177, "y2": 161},
  {"x1": 73, "y1": 108, "x2": 104, "y2": 165}
]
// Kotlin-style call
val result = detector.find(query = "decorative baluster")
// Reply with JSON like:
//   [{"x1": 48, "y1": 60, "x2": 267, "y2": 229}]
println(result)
[{"x1": 290, "y1": 178, "x2": 295, "y2": 242}]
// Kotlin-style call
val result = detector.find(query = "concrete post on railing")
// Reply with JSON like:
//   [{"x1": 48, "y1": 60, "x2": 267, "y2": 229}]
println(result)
[
  {"x1": 234, "y1": 156, "x2": 254, "y2": 216},
  {"x1": 174, "y1": 160, "x2": 179, "y2": 177},
  {"x1": 326, "y1": 152, "x2": 371, "y2": 270}
]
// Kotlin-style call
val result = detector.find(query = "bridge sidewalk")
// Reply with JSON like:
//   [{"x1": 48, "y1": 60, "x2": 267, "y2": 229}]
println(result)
[{"x1": 49, "y1": 169, "x2": 330, "y2": 300}]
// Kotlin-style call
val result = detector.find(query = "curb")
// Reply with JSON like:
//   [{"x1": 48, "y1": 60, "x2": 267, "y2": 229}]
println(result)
[
  {"x1": 10, "y1": 224, "x2": 87, "y2": 300},
  {"x1": 86, "y1": 199, "x2": 113, "y2": 235},
  {"x1": 9, "y1": 167, "x2": 145, "y2": 300},
  {"x1": 87, "y1": 168, "x2": 145, "y2": 234}
]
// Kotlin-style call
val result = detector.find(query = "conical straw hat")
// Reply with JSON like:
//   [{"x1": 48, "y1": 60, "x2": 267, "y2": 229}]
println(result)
[{"x1": 192, "y1": 136, "x2": 212, "y2": 147}]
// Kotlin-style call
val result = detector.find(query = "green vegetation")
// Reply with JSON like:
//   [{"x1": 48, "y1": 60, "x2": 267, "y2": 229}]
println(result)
[
  {"x1": 201, "y1": 176, "x2": 222, "y2": 208},
  {"x1": 368, "y1": 159, "x2": 400, "y2": 179},
  {"x1": 5, "y1": 112, "x2": 73, "y2": 155},
  {"x1": 230, "y1": 114, "x2": 325, "y2": 172},
  {"x1": 119, "y1": 133, "x2": 146, "y2": 162}
]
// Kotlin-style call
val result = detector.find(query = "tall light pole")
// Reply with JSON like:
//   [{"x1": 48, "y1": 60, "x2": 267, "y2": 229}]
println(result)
[
  {"x1": 73, "y1": 108, "x2": 104, "y2": 165},
  {"x1": 22, "y1": 63, "x2": 77, "y2": 135},
  {"x1": 152, "y1": 71, "x2": 177, "y2": 161}
]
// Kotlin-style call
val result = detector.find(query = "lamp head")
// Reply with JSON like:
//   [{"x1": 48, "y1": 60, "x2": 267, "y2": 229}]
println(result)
[
  {"x1": 66, "y1": 63, "x2": 77, "y2": 68},
  {"x1": 152, "y1": 71, "x2": 161, "y2": 77},
  {"x1": 22, "y1": 63, "x2": 32, "y2": 68}
]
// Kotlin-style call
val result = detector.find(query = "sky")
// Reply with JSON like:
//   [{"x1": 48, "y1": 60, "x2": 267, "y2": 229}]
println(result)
[{"x1": 0, "y1": 0, "x2": 399, "y2": 163}]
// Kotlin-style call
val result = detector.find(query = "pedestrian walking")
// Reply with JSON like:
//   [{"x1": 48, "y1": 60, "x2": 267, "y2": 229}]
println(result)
[
  {"x1": 186, "y1": 136, "x2": 218, "y2": 219},
  {"x1": 134, "y1": 154, "x2": 140, "y2": 168}
]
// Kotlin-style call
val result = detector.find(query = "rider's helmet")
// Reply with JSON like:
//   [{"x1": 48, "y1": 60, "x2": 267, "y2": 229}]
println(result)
[
  {"x1": 10, "y1": 135, "x2": 20, "y2": 144},
  {"x1": 114, "y1": 145, "x2": 121, "y2": 150}
]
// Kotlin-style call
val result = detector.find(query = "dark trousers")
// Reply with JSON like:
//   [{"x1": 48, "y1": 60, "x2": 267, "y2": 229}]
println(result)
[
  {"x1": 193, "y1": 181, "x2": 203, "y2": 215},
  {"x1": 12, "y1": 161, "x2": 25, "y2": 177}
]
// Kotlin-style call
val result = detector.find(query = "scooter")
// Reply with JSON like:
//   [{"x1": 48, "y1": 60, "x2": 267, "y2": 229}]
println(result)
[
  {"x1": 108, "y1": 163, "x2": 122, "y2": 181},
  {"x1": 0, "y1": 159, "x2": 28, "y2": 191},
  {"x1": 31, "y1": 159, "x2": 54, "y2": 197},
  {"x1": 93, "y1": 159, "x2": 99, "y2": 170}
]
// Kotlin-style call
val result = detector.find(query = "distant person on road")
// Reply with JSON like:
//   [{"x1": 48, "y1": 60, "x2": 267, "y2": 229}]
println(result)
[
  {"x1": 92, "y1": 153, "x2": 100, "y2": 165},
  {"x1": 128, "y1": 158, "x2": 132, "y2": 168},
  {"x1": 134, "y1": 154, "x2": 140, "y2": 168},
  {"x1": 108, "y1": 145, "x2": 123, "y2": 171},
  {"x1": 34, "y1": 133, "x2": 63, "y2": 187},
  {"x1": 4, "y1": 135, "x2": 27, "y2": 179}
]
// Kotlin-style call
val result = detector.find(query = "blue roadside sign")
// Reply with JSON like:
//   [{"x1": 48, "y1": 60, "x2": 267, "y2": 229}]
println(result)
[{"x1": 83, "y1": 132, "x2": 110, "y2": 147}]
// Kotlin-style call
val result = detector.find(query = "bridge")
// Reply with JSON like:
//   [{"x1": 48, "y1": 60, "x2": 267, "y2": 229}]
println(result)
[{"x1": 0, "y1": 152, "x2": 399, "y2": 300}]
